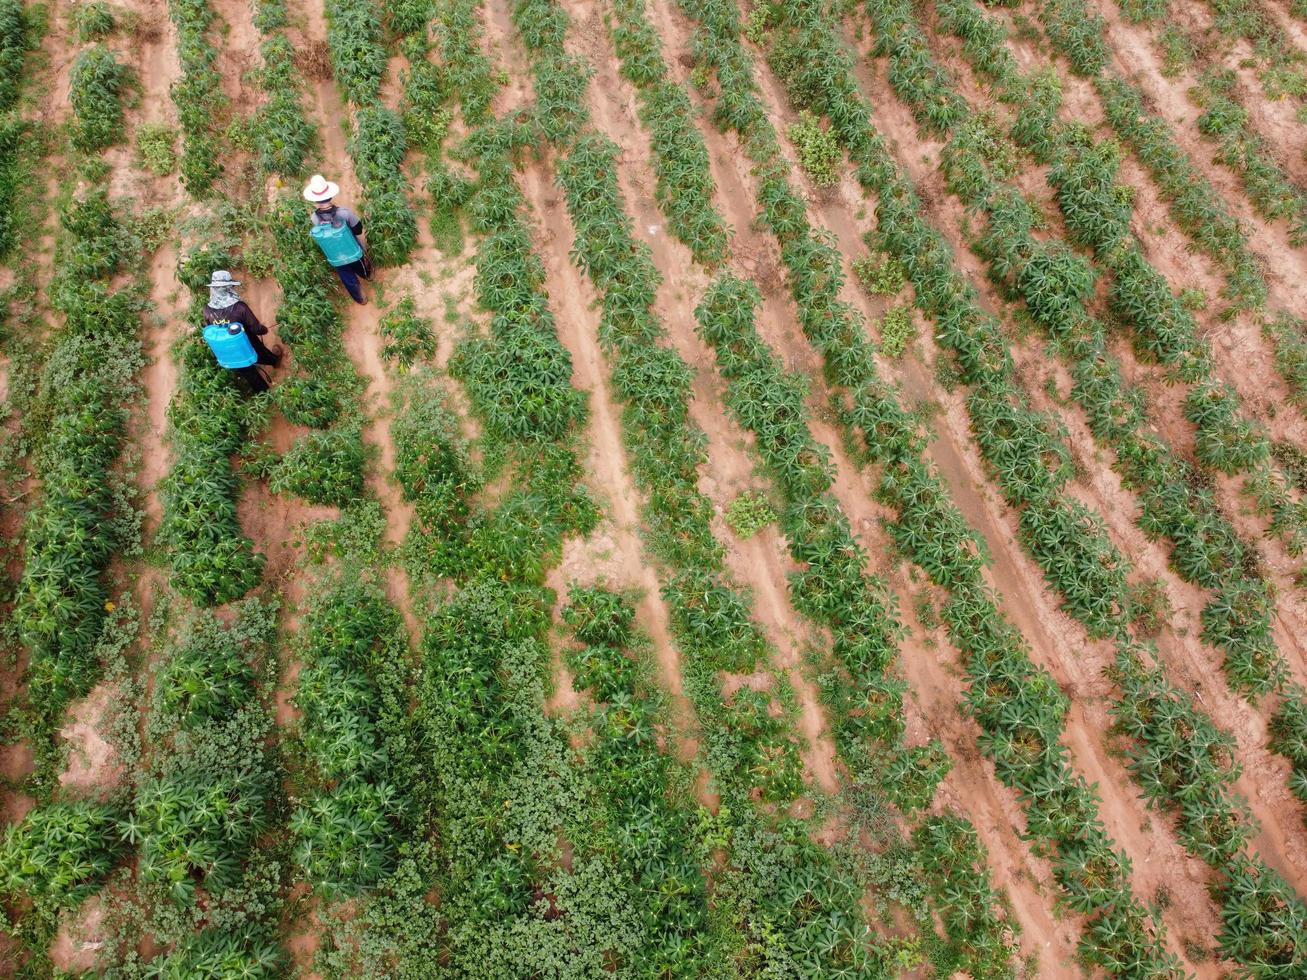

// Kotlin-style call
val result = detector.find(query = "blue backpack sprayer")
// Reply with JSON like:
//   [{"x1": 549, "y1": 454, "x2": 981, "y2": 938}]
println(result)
[
  {"x1": 203, "y1": 322, "x2": 258, "y2": 369},
  {"x1": 310, "y1": 219, "x2": 364, "y2": 267}
]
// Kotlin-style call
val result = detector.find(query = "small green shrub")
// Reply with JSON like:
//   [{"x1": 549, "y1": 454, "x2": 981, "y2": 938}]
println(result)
[
  {"x1": 725, "y1": 490, "x2": 776, "y2": 538},
  {"x1": 155, "y1": 612, "x2": 256, "y2": 729},
  {"x1": 788, "y1": 110, "x2": 841, "y2": 186},
  {"x1": 1156, "y1": 25, "x2": 1195, "y2": 77},
  {"x1": 853, "y1": 252, "x2": 905, "y2": 295},
  {"x1": 878, "y1": 305, "x2": 916, "y2": 358},
  {"x1": 75, "y1": 0, "x2": 115, "y2": 40},
  {"x1": 135, "y1": 122, "x2": 176, "y2": 175},
  {"x1": 132, "y1": 770, "x2": 271, "y2": 905},
  {"x1": 380, "y1": 296, "x2": 436, "y2": 366},
  {"x1": 0, "y1": 802, "x2": 123, "y2": 903},
  {"x1": 563, "y1": 584, "x2": 636, "y2": 648},
  {"x1": 269, "y1": 428, "x2": 367, "y2": 506},
  {"x1": 325, "y1": 0, "x2": 386, "y2": 105},
  {"x1": 290, "y1": 780, "x2": 398, "y2": 897},
  {"x1": 146, "y1": 925, "x2": 282, "y2": 979},
  {"x1": 401, "y1": 59, "x2": 450, "y2": 155},
  {"x1": 69, "y1": 44, "x2": 130, "y2": 152},
  {"x1": 252, "y1": 35, "x2": 315, "y2": 175},
  {"x1": 743, "y1": 5, "x2": 770, "y2": 44},
  {"x1": 253, "y1": 0, "x2": 287, "y2": 31},
  {"x1": 1128, "y1": 579, "x2": 1173, "y2": 638},
  {"x1": 427, "y1": 164, "x2": 475, "y2": 253}
]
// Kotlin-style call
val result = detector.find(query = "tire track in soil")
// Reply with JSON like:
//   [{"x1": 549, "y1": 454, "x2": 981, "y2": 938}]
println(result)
[
  {"x1": 843, "y1": 17, "x2": 1307, "y2": 942},
  {"x1": 731, "y1": 9, "x2": 1232, "y2": 967},
  {"x1": 643, "y1": 0, "x2": 1091, "y2": 965},
  {"x1": 571, "y1": 7, "x2": 840, "y2": 796}
]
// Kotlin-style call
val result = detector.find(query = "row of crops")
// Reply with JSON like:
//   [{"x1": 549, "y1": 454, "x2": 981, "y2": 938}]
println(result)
[
  {"x1": 755, "y1": 0, "x2": 1307, "y2": 969},
  {"x1": 3, "y1": 0, "x2": 1307, "y2": 974}
]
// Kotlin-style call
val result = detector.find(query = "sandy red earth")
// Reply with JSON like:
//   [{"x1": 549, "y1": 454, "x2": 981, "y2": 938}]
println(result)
[{"x1": 3, "y1": 0, "x2": 1307, "y2": 974}]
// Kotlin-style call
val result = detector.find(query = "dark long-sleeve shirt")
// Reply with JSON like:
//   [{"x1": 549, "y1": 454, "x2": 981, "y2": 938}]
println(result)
[{"x1": 203, "y1": 301, "x2": 268, "y2": 335}]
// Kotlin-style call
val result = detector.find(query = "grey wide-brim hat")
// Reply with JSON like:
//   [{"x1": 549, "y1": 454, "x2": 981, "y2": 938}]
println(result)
[{"x1": 207, "y1": 270, "x2": 242, "y2": 289}]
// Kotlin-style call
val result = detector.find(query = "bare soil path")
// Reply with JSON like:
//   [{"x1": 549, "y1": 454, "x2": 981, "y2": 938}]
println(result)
[
  {"x1": 643, "y1": 0, "x2": 1101, "y2": 966},
  {"x1": 517, "y1": 161, "x2": 707, "y2": 763},
  {"x1": 569, "y1": 5, "x2": 841, "y2": 795},
  {"x1": 860, "y1": 6, "x2": 1307, "y2": 928},
  {"x1": 52, "y1": 0, "x2": 185, "y2": 804},
  {"x1": 731, "y1": 11, "x2": 1240, "y2": 968},
  {"x1": 288, "y1": 0, "x2": 423, "y2": 649},
  {"x1": 44, "y1": 0, "x2": 190, "y2": 968}
]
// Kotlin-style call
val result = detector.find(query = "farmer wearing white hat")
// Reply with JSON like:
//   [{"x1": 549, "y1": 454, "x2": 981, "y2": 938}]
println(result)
[
  {"x1": 202, "y1": 271, "x2": 283, "y2": 395},
  {"x1": 303, "y1": 174, "x2": 371, "y2": 305}
]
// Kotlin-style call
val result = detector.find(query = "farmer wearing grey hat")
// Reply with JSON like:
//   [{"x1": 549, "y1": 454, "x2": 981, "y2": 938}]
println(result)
[{"x1": 201, "y1": 271, "x2": 284, "y2": 395}]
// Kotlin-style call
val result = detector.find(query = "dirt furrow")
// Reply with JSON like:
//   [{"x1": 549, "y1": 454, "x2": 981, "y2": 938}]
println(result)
[
  {"x1": 640, "y1": 0, "x2": 1128, "y2": 965},
  {"x1": 858, "y1": 18, "x2": 1307, "y2": 885},
  {"x1": 289, "y1": 0, "x2": 423, "y2": 646},
  {"x1": 570, "y1": 8, "x2": 840, "y2": 794},
  {"x1": 736, "y1": 17, "x2": 1247, "y2": 966},
  {"x1": 51, "y1": 0, "x2": 186, "y2": 808},
  {"x1": 516, "y1": 160, "x2": 711, "y2": 765}
]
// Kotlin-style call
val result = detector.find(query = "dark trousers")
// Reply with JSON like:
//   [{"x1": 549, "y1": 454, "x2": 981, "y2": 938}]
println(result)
[
  {"x1": 250, "y1": 333, "x2": 281, "y2": 367},
  {"x1": 234, "y1": 365, "x2": 270, "y2": 395},
  {"x1": 333, "y1": 255, "x2": 372, "y2": 304}
]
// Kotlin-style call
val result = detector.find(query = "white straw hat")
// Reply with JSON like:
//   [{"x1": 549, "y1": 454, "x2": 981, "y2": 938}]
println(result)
[{"x1": 303, "y1": 174, "x2": 340, "y2": 202}]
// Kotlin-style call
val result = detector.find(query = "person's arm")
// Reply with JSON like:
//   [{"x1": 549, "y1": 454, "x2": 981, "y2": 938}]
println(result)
[
  {"x1": 342, "y1": 206, "x2": 365, "y2": 239},
  {"x1": 238, "y1": 302, "x2": 268, "y2": 335}
]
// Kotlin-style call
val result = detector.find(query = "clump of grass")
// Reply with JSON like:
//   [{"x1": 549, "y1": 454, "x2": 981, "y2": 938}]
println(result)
[
  {"x1": 74, "y1": 0, "x2": 116, "y2": 40},
  {"x1": 427, "y1": 164, "x2": 474, "y2": 254},
  {"x1": 853, "y1": 252, "x2": 905, "y2": 296},
  {"x1": 878, "y1": 305, "x2": 916, "y2": 358},
  {"x1": 725, "y1": 491, "x2": 776, "y2": 538},
  {"x1": 380, "y1": 296, "x2": 436, "y2": 367},
  {"x1": 69, "y1": 44, "x2": 131, "y2": 152},
  {"x1": 135, "y1": 122, "x2": 176, "y2": 175},
  {"x1": 743, "y1": 5, "x2": 770, "y2": 44},
  {"x1": 1128, "y1": 578, "x2": 1173, "y2": 638},
  {"x1": 788, "y1": 111, "x2": 841, "y2": 186}
]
